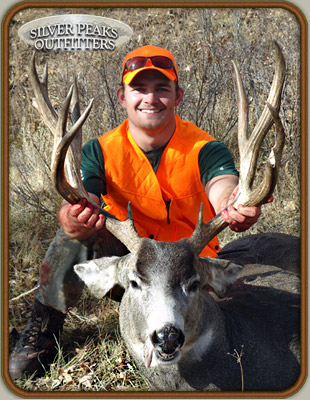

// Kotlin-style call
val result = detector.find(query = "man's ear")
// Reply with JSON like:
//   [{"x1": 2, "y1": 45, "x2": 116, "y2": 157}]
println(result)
[
  {"x1": 175, "y1": 86, "x2": 184, "y2": 107},
  {"x1": 198, "y1": 257, "x2": 243, "y2": 298},
  {"x1": 74, "y1": 256, "x2": 121, "y2": 299},
  {"x1": 117, "y1": 86, "x2": 126, "y2": 109}
]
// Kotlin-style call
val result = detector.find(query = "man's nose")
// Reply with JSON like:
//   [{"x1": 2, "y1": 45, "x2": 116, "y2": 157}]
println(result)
[{"x1": 143, "y1": 91, "x2": 156, "y2": 103}]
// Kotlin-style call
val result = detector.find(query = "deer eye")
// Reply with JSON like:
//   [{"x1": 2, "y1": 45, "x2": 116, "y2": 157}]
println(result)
[
  {"x1": 188, "y1": 280, "x2": 200, "y2": 293},
  {"x1": 130, "y1": 280, "x2": 139, "y2": 289}
]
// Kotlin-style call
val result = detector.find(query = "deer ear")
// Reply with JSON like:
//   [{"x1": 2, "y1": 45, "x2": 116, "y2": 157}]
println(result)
[
  {"x1": 198, "y1": 257, "x2": 243, "y2": 298},
  {"x1": 74, "y1": 256, "x2": 121, "y2": 299}
]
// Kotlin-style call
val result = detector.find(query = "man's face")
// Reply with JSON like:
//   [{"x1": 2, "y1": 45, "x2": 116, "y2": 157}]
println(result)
[{"x1": 117, "y1": 70, "x2": 183, "y2": 135}]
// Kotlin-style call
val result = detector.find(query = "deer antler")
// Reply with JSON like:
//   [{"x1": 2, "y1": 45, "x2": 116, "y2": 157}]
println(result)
[
  {"x1": 189, "y1": 41, "x2": 286, "y2": 255},
  {"x1": 29, "y1": 52, "x2": 91, "y2": 195},
  {"x1": 29, "y1": 52, "x2": 141, "y2": 254}
]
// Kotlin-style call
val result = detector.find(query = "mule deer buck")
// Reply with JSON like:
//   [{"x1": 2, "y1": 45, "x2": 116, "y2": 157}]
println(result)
[{"x1": 29, "y1": 42, "x2": 300, "y2": 391}]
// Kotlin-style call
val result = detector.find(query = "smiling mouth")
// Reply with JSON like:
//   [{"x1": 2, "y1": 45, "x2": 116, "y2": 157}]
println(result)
[{"x1": 139, "y1": 109, "x2": 162, "y2": 114}]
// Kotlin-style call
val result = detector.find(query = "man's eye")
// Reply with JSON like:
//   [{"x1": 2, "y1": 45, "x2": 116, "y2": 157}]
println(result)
[
  {"x1": 131, "y1": 87, "x2": 144, "y2": 93},
  {"x1": 158, "y1": 87, "x2": 169, "y2": 92}
]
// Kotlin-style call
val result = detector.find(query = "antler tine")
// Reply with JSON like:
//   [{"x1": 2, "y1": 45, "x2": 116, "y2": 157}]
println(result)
[
  {"x1": 64, "y1": 77, "x2": 84, "y2": 189},
  {"x1": 189, "y1": 207, "x2": 228, "y2": 255},
  {"x1": 248, "y1": 102, "x2": 285, "y2": 204},
  {"x1": 232, "y1": 60, "x2": 248, "y2": 145},
  {"x1": 29, "y1": 52, "x2": 57, "y2": 132},
  {"x1": 51, "y1": 94, "x2": 95, "y2": 203},
  {"x1": 189, "y1": 41, "x2": 286, "y2": 255},
  {"x1": 105, "y1": 203, "x2": 142, "y2": 254}
]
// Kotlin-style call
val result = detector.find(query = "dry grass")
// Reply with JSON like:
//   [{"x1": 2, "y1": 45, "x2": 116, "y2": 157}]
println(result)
[
  {"x1": 7, "y1": 5, "x2": 301, "y2": 393},
  {"x1": 12, "y1": 297, "x2": 149, "y2": 392}
]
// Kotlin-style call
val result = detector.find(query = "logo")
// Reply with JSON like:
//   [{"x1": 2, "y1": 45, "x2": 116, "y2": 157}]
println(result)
[{"x1": 18, "y1": 14, "x2": 133, "y2": 51}]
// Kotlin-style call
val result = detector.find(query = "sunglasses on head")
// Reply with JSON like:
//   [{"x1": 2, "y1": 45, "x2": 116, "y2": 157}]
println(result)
[{"x1": 123, "y1": 56, "x2": 177, "y2": 77}]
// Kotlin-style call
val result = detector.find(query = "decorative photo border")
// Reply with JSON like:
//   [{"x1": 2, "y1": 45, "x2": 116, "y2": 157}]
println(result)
[{"x1": 1, "y1": 1, "x2": 307, "y2": 398}]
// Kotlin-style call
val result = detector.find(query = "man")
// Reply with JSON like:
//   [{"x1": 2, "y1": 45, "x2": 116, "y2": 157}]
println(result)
[{"x1": 9, "y1": 45, "x2": 262, "y2": 379}]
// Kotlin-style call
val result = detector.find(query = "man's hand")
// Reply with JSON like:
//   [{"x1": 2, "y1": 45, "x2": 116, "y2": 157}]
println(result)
[
  {"x1": 221, "y1": 185, "x2": 273, "y2": 232},
  {"x1": 58, "y1": 193, "x2": 105, "y2": 240},
  {"x1": 206, "y1": 175, "x2": 273, "y2": 233}
]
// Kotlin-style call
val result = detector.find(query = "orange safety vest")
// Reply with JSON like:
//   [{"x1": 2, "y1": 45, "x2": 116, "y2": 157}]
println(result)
[{"x1": 98, "y1": 115, "x2": 220, "y2": 257}]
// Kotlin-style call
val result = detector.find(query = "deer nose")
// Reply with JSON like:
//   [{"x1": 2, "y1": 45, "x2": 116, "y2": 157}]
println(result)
[{"x1": 151, "y1": 324, "x2": 185, "y2": 353}]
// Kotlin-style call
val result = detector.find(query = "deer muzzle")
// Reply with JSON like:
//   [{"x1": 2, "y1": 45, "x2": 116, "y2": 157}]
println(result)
[{"x1": 151, "y1": 324, "x2": 185, "y2": 364}]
